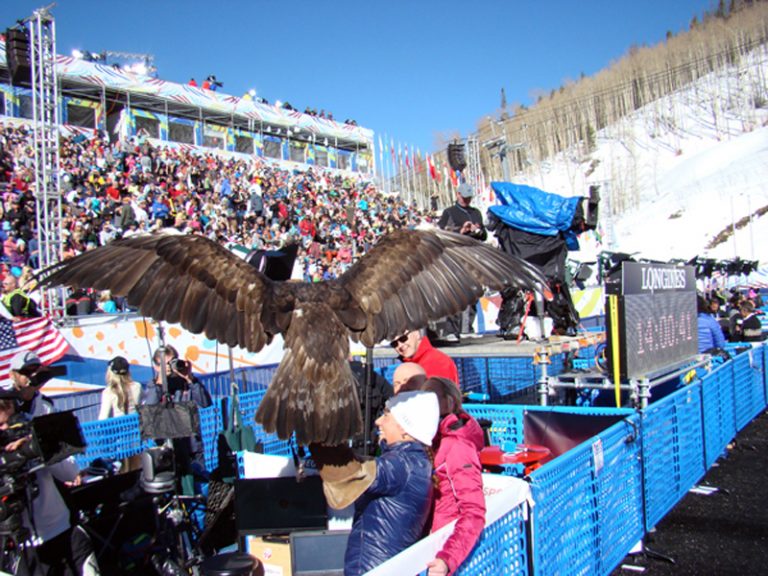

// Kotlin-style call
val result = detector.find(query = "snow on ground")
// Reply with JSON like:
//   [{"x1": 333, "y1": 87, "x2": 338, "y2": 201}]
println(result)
[{"x1": 495, "y1": 46, "x2": 768, "y2": 282}]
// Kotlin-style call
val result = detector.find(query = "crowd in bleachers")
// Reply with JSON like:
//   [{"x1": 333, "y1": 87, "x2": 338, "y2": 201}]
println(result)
[{"x1": 0, "y1": 123, "x2": 433, "y2": 308}]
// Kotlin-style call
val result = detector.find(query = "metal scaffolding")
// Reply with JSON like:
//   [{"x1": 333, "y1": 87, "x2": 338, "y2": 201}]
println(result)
[
  {"x1": 27, "y1": 5, "x2": 65, "y2": 316},
  {"x1": 464, "y1": 136, "x2": 482, "y2": 189}
]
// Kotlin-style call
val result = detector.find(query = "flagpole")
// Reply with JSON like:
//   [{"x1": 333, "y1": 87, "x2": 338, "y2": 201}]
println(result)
[
  {"x1": 405, "y1": 144, "x2": 412, "y2": 206},
  {"x1": 397, "y1": 142, "x2": 404, "y2": 202},
  {"x1": 382, "y1": 133, "x2": 389, "y2": 194},
  {"x1": 377, "y1": 135, "x2": 384, "y2": 193}
]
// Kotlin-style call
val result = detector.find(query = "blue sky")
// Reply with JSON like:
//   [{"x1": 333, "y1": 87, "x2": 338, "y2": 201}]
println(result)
[{"x1": 2, "y1": 0, "x2": 715, "y2": 153}]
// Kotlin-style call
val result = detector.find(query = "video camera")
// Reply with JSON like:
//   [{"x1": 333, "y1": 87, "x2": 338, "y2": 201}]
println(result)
[
  {"x1": 169, "y1": 357, "x2": 191, "y2": 375},
  {"x1": 0, "y1": 411, "x2": 85, "y2": 536},
  {"x1": 16, "y1": 363, "x2": 68, "y2": 388}
]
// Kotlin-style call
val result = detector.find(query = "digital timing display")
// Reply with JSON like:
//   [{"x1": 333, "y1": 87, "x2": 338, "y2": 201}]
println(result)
[{"x1": 606, "y1": 262, "x2": 697, "y2": 379}]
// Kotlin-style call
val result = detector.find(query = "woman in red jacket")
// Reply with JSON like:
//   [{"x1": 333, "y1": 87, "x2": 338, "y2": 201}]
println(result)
[{"x1": 421, "y1": 377, "x2": 486, "y2": 575}]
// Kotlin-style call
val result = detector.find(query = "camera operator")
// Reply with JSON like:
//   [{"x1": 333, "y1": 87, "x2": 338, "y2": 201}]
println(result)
[
  {"x1": 3, "y1": 351, "x2": 54, "y2": 419},
  {"x1": 140, "y1": 345, "x2": 212, "y2": 495},
  {"x1": 433, "y1": 183, "x2": 487, "y2": 343},
  {"x1": 1, "y1": 384, "x2": 98, "y2": 574}
]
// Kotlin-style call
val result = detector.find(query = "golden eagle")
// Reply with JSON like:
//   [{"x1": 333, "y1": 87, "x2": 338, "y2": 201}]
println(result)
[{"x1": 39, "y1": 229, "x2": 547, "y2": 444}]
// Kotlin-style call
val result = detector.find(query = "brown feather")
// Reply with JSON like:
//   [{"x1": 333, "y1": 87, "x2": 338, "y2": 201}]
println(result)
[{"x1": 38, "y1": 229, "x2": 546, "y2": 444}]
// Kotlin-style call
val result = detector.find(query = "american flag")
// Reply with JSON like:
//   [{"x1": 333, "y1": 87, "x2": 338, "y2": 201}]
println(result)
[{"x1": 0, "y1": 316, "x2": 69, "y2": 384}]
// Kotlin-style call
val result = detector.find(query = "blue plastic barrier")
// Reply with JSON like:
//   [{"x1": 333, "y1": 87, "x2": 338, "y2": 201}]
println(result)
[
  {"x1": 464, "y1": 404, "x2": 525, "y2": 448},
  {"x1": 641, "y1": 383, "x2": 706, "y2": 531},
  {"x1": 199, "y1": 404, "x2": 223, "y2": 470},
  {"x1": 730, "y1": 347, "x2": 766, "y2": 430},
  {"x1": 456, "y1": 501, "x2": 529, "y2": 575},
  {"x1": 76, "y1": 413, "x2": 152, "y2": 468},
  {"x1": 236, "y1": 390, "x2": 294, "y2": 457},
  {"x1": 377, "y1": 355, "x2": 565, "y2": 401},
  {"x1": 764, "y1": 345, "x2": 768, "y2": 401},
  {"x1": 701, "y1": 362, "x2": 737, "y2": 469},
  {"x1": 528, "y1": 411, "x2": 643, "y2": 576}
]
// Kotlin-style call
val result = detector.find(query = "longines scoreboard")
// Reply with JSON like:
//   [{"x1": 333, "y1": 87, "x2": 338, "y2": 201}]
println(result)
[{"x1": 606, "y1": 262, "x2": 698, "y2": 379}]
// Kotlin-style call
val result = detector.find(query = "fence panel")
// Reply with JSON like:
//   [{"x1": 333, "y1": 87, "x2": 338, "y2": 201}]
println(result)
[
  {"x1": 487, "y1": 357, "x2": 535, "y2": 400},
  {"x1": 457, "y1": 503, "x2": 528, "y2": 576},
  {"x1": 457, "y1": 357, "x2": 490, "y2": 395},
  {"x1": 236, "y1": 390, "x2": 294, "y2": 456},
  {"x1": 464, "y1": 404, "x2": 526, "y2": 448},
  {"x1": 642, "y1": 383, "x2": 705, "y2": 530},
  {"x1": 731, "y1": 347, "x2": 766, "y2": 427},
  {"x1": 528, "y1": 413, "x2": 643, "y2": 576},
  {"x1": 76, "y1": 413, "x2": 152, "y2": 467},
  {"x1": 702, "y1": 361, "x2": 739, "y2": 469}
]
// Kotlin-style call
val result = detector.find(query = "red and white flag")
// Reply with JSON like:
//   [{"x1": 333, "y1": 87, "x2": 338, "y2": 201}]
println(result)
[{"x1": 0, "y1": 316, "x2": 69, "y2": 384}]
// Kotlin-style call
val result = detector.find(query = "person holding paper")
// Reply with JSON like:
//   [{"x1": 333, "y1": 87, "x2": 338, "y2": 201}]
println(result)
[{"x1": 420, "y1": 377, "x2": 486, "y2": 575}]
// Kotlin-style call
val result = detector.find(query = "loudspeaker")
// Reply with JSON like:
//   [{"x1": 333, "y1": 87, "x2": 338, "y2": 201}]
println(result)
[
  {"x1": 447, "y1": 142, "x2": 467, "y2": 172},
  {"x1": 6, "y1": 27, "x2": 31, "y2": 85}
]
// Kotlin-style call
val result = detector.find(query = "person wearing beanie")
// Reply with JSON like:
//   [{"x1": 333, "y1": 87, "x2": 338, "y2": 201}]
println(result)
[{"x1": 311, "y1": 390, "x2": 440, "y2": 576}]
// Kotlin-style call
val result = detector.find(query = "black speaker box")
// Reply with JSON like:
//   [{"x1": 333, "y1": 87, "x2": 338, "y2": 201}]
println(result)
[
  {"x1": 447, "y1": 142, "x2": 467, "y2": 172},
  {"x1": 6, "y1": 27, "x2": 31, "y2": 85}
]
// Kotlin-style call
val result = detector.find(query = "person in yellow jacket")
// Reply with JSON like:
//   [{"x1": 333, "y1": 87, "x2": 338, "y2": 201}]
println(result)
[{"x1": 2, "y1": 273, "x2": 40, "y2": 317}]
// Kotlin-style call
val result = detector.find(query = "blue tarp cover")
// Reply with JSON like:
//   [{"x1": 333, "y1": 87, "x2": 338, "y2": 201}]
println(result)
[{"x1": 488, "y1": 182, "x2": 581, "y2": 237}]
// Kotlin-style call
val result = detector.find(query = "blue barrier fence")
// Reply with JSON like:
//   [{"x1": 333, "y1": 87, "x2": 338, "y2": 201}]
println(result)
[
  {"x1": 457, "y1": 502, "x2": 529, "y2": 575},
  {"x1": 526, "y1": 410, "x2": 642, "y2": 576},
  {"x1": 68, "y1": 343, "x2": 766, "y2": 575},
  {"x1": 376, "y1": 355, "x2": 566, "y2": 401},
  {"x1": 641, "y1": 383, "x2": 706, "y2": 530},
  {"x1": 701, "y1": 362, "x2": 736, "y2": 469}
]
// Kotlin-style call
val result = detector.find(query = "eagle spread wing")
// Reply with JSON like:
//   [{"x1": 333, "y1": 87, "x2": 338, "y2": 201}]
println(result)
[
  {"x1": 340, "y1": 227, "x2": 548, "y2": 345},
  {"x1": 38, "y1": 229, "x2": 547, "y2": 444}
]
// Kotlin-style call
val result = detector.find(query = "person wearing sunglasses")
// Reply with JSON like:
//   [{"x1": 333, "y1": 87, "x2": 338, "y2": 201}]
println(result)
[{"x1": 390, "y1": 329, "x2": 459, "y2": 387}]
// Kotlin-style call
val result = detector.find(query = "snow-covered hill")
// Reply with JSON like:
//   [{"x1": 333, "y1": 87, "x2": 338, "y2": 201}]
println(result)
[{"x1": 504, "y1": 44, "x2": 768, "y2": 271}]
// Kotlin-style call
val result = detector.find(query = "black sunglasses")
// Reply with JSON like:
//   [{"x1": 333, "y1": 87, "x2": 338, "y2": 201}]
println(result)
[{"x1": 389, "y1": 334, "x2": 409, "y2": 348}]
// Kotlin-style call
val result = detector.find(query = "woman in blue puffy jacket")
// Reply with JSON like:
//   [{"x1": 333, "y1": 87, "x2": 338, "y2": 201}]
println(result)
[
  {"x1": 312, "y1": 390, "x2": 440, "y2": 576},
  {"x1": 697, "y1": 295, "x2": 726, "y2": 352}
]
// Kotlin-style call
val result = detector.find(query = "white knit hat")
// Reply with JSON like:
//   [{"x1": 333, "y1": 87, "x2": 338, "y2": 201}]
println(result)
[{"x1": 387, "y1": 391, "x2": 440, "y2": 445}]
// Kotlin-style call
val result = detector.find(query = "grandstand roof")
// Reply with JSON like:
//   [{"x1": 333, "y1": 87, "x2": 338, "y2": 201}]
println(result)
[{"x1": 0, "y1": 40, "x2": 374, "y2": 146}]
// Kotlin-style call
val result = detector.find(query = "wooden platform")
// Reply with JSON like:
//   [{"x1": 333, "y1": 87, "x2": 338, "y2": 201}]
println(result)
[{"x1": 371, "y1": 331, "x2": 605, "y2": 361}]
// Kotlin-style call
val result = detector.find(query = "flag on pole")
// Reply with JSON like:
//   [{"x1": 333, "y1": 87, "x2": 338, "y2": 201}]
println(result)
[
  {"x1": 449, "y1": 169, "x2": 459, "y2": 188},
  {"x1": 428, "y1": 154, "x2": 437, "y2": 180},
  {"x1": 0, "y1": 316, "x2": 69, "y2": 384},
  {"x1": 405, "y1": 145, "x2": 410, "y2": 169}
]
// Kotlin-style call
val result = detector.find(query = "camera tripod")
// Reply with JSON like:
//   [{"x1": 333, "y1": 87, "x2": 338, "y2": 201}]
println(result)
[
  {"x1": 0, "y1": 518, "x2": 40, "y2": 576},
  {"x1": 145, "y1": 480, "x2": 207, "y2": 575}
]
